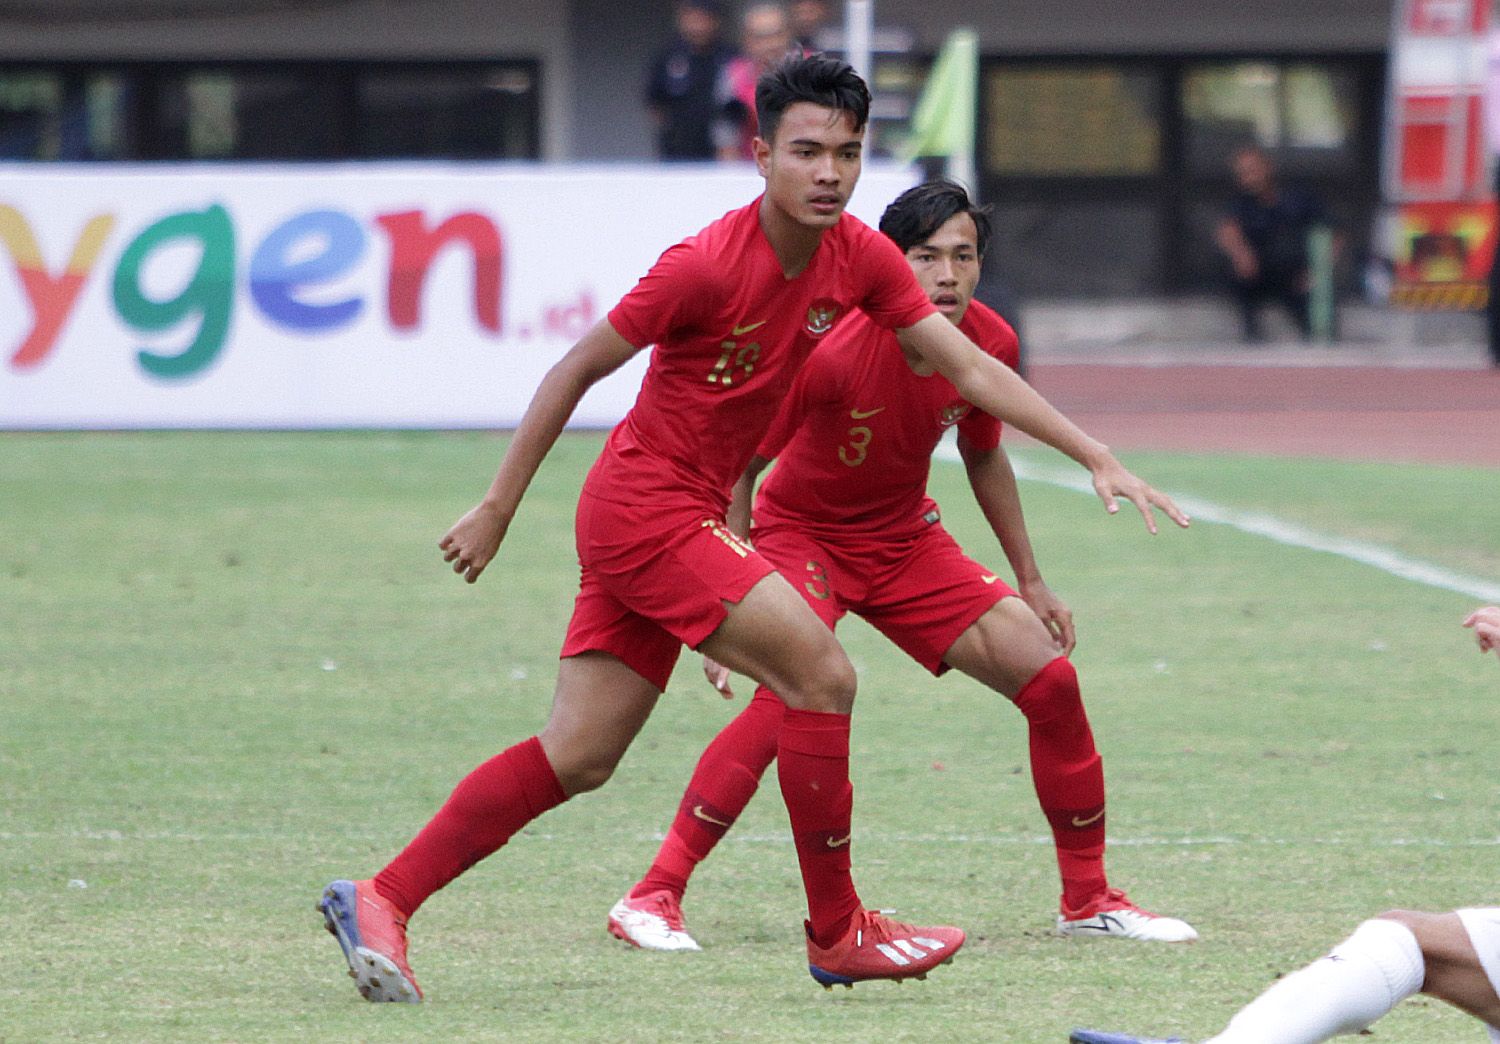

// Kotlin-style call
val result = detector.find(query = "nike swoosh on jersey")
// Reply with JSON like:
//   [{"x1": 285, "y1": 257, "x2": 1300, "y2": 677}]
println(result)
[
  {"x1": 732, "y1": 320, "x2": 769, "y2": 336},
  {"x1": 1071, "y1": 809, "x2": 1105, "y2": 827},
  {"x1": 849, "y1": 406, "x2": 885, "y2": 419},
  {"x1": 825, "y1": 832, "x2": 852, "y2": 848},
  {"x1": 980, "y1": 574, "x2": 999, "y2": 584}
]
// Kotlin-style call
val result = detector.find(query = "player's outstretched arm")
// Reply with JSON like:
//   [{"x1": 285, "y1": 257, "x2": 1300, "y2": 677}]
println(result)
[
  {"x1": 960, "y1": 437, "x2": 1075, "y2": 654},
  {"x1": 440, "y1": 319, "x2": 640, "y2": 583},
  {"x1": 898, "y1": 313, "x2": 1189, "y2": 534},
  {"x1": 1462, "y1": 606, "x2": 1500, "y2": 658}
]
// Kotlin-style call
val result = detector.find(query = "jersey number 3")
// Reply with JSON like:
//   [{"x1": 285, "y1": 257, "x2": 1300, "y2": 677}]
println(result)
[{"x1": 838, "y1": 425, "x2": 873, "y2": 467}]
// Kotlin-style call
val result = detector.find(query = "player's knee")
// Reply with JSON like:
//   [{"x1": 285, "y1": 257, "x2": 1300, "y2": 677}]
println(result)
[
  {"x1": 556, "y1": 760, "x2": 615, "y2": 795},
  {"x1": 547, "y1": 747, "x2": 624, "y2": 795},
  {"x1": 1375, "y1": 909, "x2": 1454, "y2": 966},
  {"x1": 785, "y1": 646, "x2": 856, "y2": 713},
  {"x1": 1013, "y1": 657, "x2": 1082, "y2": 724},
  {"x1": 1375, "y1": 909, "x2": 1441, "y2": 945}
]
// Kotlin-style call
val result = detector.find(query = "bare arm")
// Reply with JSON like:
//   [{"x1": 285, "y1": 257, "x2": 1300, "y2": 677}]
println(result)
[
  {"x1": 1216, "y1": 216, "x2": 1258, "y2": 280},
  {"x1": 898, "y1": 313, "x2": 1189, "y2": 533},
  {"x1": 959, "y1": 435, "x2": 1075, "y2": 654},
  {"x1": 439, "y1": 319, "x2": 640, "y2": 583},
  {"x1": 725, "y1": 455, "x2": 771, "y2": 539}
]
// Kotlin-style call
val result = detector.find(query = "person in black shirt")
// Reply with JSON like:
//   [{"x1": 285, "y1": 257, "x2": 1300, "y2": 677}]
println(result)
[
  {"x1": 1215, "y1": 145, "x2": 1332, "y2": 342},
  {"x1": 645, "y1": 0, "x2": 737, "y2": 161}
]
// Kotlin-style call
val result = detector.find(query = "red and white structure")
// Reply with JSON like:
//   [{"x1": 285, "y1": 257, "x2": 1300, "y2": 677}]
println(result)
[{"x1": 1382, "y1": 0, "x2": 1497, "y2": 308}]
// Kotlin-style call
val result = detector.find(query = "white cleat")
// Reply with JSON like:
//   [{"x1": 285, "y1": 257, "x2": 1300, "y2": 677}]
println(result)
[
  {"x1": 607, "y1": 890, "x2": 702, "y2": 952},
  {"x1": 1057, "y1": 888, "x2": 1198, "y2": 943}
]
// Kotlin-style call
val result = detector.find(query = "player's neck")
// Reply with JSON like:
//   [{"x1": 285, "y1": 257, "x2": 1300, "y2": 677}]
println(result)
[{"x1": 758, "y1": 198, "x2": 826, "y2": 278}]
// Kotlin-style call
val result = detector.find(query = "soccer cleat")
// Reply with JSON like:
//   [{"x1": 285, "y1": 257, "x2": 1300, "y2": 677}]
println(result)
[
  {"x1": 606, "y1": 890, "x2": 702, "y2": 952},
  {"x1": 1057, "y1": 888, "x2": 1198, "y2": 943},
  {"x1": 317, "y1": 878, "x2": 423, "y2": 1003},
  {"x1": 1069, "y1": 1031, "x2": 1184, "y2": 1044},
  {"x1": 805, "y1": 909, "x2": 965, "y2": 988}
]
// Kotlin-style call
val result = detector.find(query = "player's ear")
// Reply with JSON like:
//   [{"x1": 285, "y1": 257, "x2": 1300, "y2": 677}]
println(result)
[{"x1": 753, "y1": 135, "x2": 772, "y2": 176}]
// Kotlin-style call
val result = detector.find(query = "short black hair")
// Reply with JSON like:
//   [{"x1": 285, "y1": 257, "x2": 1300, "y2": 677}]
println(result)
[
  {"x1": 878, "y1": 179, "x2": 992, "y2": 257},
  {"x1": 754, "y1": 53, "x2": 870, "y2": 145}
]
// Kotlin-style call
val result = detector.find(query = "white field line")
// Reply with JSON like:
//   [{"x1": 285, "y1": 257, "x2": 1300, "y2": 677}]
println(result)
[
  {"x1": 4, "y1": 829, "x2": 1497, "y2": 848},
  {"x1": 932, "y1": 446, "x2": 1500, "y2": 604}
]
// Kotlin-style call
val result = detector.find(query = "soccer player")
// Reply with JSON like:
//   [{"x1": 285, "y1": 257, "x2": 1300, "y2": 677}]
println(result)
[
  {"x1": 605, "y1": 180, "x2": 1197, "y2": 961},
  {"x1": 317, "y1": 54, "x2": 1187, "y2": 1003},
  {"x1": 1070, "y1": 609, "x2": 1500, "y2": 1043}
]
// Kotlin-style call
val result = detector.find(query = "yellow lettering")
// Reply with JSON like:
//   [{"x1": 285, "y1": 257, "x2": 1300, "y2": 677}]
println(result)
[{"x1": 838, "y1": 425, "x2": 873, "y2": 467}]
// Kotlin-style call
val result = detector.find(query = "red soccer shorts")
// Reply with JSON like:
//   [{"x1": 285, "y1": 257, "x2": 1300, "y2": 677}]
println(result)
[
  {"x1": 560, "y1": 491, "x2": 778, "y2": 691},
  {"x1": 750, "y1": 519, "x2": 1015, "y2": 675}
]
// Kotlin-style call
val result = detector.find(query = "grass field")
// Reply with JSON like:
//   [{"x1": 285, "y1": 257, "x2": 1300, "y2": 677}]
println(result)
[{"x1": 5, "y1": 431, "x2": 1499, "y2": 1042}]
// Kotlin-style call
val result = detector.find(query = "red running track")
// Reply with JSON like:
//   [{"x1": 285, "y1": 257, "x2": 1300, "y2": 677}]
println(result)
[{"x1": 1023, "y1": 365, "x2": 1500, "y2": 467}]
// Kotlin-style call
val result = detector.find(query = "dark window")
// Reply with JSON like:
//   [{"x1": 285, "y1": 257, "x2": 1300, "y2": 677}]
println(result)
[
  {"x1": 1182, "y1": 61, "x2": 1361, "y2": 176},
  {"x1": 985, "y1": 64, "x2": 1163, "y2": 177},
  {"x1": 0, "y1": 69, "x2": 132, "y2": 159},
  {"x1": 357, "y1": 66, "x2": 539, "y2": 159},
  {"x1": 153, "y1": 69, "x2": 345, "y2": 160},
  {"x1": 976, "y1": 54, "x2": 1382, "y2": 297},
  {"x1": 0, "y1": 60, "x2": 541, "y2": 162}
]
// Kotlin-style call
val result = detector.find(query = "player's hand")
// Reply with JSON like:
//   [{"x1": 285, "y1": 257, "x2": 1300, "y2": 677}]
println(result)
[
  {"x1": 1089, "y1": 454, "x2": 1190, "y2": 534},
  {"x1": 439, "y1": 501, "x2": 511, "y2": 584},
  {"x1": 1462, "y1": 606, "x2": 1500, "y2": 659},
  {"x1": 1021, "y1": 579, "x2": 1076, "y2": 656},
  {"x1": 702, "y1": 655, "x2": 735, "y2": 698}
]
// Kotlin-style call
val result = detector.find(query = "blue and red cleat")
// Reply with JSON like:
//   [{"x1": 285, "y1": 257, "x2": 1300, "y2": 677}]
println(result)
[
  {"x1": 317, "y1": 879, "x2": 423, "y2": 1003},
  {"x1": 805, "y1": 909, "x2": 965, "y2": 988}
]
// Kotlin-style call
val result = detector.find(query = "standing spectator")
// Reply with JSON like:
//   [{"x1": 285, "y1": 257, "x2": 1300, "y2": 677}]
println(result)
[
  {"x1": 646, "y1": 0, "x2": 736, "y2": 161},
  {"x1": 715, "y1": 3, "x2": 797, "y2": 162},
  {"x1": 789, "y1": 0, "x2": 834, "y2": 52},
  {"x1": 1215, "y1": 144, "x2": 1333, "y2": 342}
]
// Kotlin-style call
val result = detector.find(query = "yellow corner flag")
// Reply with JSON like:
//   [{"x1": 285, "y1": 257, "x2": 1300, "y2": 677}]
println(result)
[{"x1": 902, "y1": 28, "x2": 978, "y2": 161}]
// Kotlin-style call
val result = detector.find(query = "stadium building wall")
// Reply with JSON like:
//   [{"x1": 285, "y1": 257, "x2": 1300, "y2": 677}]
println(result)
[{"x1": 1, "y1": 0, "x2": 1394, "y2": 163}]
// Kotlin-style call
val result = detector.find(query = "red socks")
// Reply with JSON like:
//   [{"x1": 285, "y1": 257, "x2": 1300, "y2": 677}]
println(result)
[
  {"x1": 777, "y1": 707, "x2": 861, "y2": 946},
  {"x1": 1012, "y1": 657, "x2": 1109, "y2": 910},
  {"x1": 633, "y1": 687, "x2": 783, "y2": 900},
  {"x1": 373, "y1": 735, "x2": 566, "y2": 918}
]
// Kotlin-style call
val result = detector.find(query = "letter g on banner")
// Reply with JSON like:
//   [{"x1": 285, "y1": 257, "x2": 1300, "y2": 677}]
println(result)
[{"x1": 112, "y1": 204, "x2": 236, "y2": 381}]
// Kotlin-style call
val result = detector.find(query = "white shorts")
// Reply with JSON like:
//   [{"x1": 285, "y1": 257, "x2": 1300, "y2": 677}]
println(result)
[{"x1": 1455, "y1": 907, "x2": 1500, "y2": 1042}]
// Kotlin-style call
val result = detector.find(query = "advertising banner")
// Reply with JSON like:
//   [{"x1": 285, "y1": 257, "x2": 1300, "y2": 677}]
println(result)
[
  {"x1": 1382, "y1": 0, "x2": 1494, "y2": 309},
  {"x1": 0, "y1": 163, "x2": 916, "y2": 428},
  {"x1": 1390, "y1": 199, "x2": 1497, "y2": 307}
]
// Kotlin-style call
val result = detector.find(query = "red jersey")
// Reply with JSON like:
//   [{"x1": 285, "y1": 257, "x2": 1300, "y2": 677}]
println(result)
[
  {"x1": 753, "y1": 299, "x2": 1020, "y2": 539},
  {"x1": 593, "y1": 198, "x2": 936, "y2": 514}
]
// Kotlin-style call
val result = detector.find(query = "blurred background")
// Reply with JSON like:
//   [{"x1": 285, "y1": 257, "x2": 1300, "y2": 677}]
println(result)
[{"x1": 2, "y1": 0, "x2": 1496, "y2": 431}]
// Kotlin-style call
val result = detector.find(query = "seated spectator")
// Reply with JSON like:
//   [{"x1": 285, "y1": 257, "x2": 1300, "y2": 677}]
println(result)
[
  {"x1": 1215, "y1": 145, "x2": 1335, "y2": 342},
  {"x1": 645, "y1": 0, "x2": 736, "y2": 161}
]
